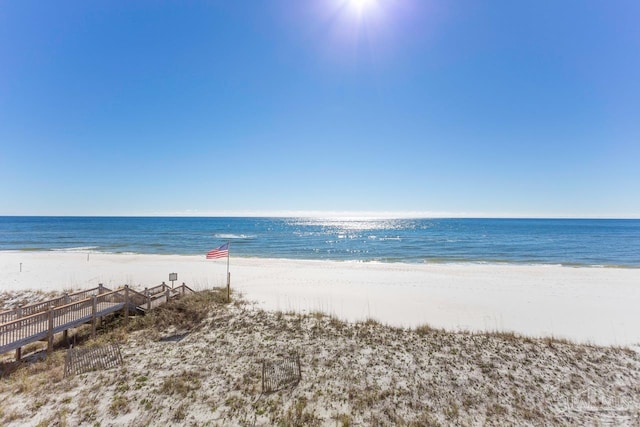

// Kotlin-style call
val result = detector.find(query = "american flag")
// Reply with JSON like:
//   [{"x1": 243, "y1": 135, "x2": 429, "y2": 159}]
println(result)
[{"x1": 206, "y1": 243, "x2": 229, "y2": 259}]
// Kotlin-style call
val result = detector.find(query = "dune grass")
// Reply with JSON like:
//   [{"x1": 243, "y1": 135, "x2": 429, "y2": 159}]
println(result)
[{"x1": 1, "y1": 288, "x2": 639, "y2": 426}]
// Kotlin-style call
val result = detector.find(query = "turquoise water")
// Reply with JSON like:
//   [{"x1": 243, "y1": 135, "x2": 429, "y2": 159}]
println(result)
[{"x1": 0, "y1": 217, "x2": 639, "y2": 267}]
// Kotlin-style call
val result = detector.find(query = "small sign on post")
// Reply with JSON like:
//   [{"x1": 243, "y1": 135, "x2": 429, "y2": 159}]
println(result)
[{"x1": 169, "y1": 273, "x2": 178, "y2": 289}]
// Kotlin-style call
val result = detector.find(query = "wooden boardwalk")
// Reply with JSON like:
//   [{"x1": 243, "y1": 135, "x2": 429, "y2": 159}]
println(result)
[{"x1": 0, "y1": 283, "x2": 194, "y2": 359}]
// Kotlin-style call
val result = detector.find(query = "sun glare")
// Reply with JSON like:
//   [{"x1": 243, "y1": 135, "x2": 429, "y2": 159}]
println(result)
[{"x1": 349, "y1": 0, "x2": 376, "y2": 14}]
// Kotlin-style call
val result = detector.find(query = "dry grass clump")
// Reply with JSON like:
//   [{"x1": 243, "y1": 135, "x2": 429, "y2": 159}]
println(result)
[
  {"x1": 415, "y1": 323, "x2": 438, "y2": 337},
  {"x1": 108, "y1": 393, "x2": 130, "y2": 416},
  {"x1": 0, "y1": 351, "x2": 66, "y2": 425},
  {"x1": 0, "y1": 351, "x2": 65, "y2": 394},
  {"x1": 131, "y1": 287, "x2": 228, "y2": 331},
  {"x1": 159, "y1": 370, "x2": 202, "y2": 397},
  {"x1": 280, "y1": 396, "x2": 322, "y2": 427}
]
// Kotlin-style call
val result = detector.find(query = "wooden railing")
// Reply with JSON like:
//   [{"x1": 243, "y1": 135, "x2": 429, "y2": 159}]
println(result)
[
  {"x1": 0, "y1": 285, "x2": 111, "y2": 325},
  {"x1": 0, "y1": 283, "x2": 195, "y2": 358},
  {"x1": 145, "y1": 283, "x2": 171, "y2": 295},
  {"x1": 0, "y1": 309, "x2": 50, "y2": 350},
  {"x1": 138, "y1": 283, "x2": 196, "y2": 311}
]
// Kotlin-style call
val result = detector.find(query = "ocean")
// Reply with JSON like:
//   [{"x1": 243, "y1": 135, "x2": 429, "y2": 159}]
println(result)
[{"x1": 0, "y1": 217, "x2": 639, "y2": 267}]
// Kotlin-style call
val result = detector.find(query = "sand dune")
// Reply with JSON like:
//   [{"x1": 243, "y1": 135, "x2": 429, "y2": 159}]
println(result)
[{"x1": 1, "y1": 290, "x2": 639, "y2": 426}]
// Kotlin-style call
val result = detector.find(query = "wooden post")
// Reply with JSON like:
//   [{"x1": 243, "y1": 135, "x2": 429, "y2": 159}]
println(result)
[
  {"x1": 47, "y1": 305, "x2": 54, "y2": 354},
  {"x1": 91, "y1": 295, "x2": 97, "y2": 338},
  {"x1": 123, "y1": 285, "x2": 129, "y2": 327},
  {"x1": 63, "y1": 293, "x2": 70, "y2": 343},
  {"x1": 145, "y1": 288, "x2": 151, "y2": 310},
  {"x1": 165, "y1": 287, "x2": 170, "y2": 303},
  {"x1": 96, "y1": 284, "x2": 103, "y2": 329},
  {"x1": 15, "y1": 305, "x2": 23, "y2": 361},
  {"x1": 181, "y1": 282, "x2": 185, "y2": 295},
  {"x1": 227, "y1": 272, "x2": 231, "y2": 303}
]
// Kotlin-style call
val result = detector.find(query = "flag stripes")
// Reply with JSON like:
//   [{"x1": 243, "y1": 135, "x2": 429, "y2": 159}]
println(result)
[{"x1": 206, "y1": 243, "x2": 229, "y2": 259}]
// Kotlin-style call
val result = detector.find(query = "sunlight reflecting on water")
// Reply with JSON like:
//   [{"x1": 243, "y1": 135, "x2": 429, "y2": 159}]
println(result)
[{"x1": 288, "y1": 217, "x2": 414, "y2": 232}]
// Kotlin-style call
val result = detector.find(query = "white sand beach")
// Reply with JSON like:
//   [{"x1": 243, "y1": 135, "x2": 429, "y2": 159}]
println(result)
[
  {"x1": 2, "y1": 251, "x2": 640, "y2": 426},
  {"x1": 1, "y1": 251, "x2": 639, "y2": 347}
]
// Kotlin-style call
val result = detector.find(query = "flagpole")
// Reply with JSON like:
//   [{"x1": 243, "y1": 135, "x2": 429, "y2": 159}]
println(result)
[{"x1": 226, "y1": 241, "x2": 231, "y2": 303}]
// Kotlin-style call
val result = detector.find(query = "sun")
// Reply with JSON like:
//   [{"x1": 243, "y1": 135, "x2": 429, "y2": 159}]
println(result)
[{"x1": 348, "y1": 0, "x2": 377, "y2": 14}]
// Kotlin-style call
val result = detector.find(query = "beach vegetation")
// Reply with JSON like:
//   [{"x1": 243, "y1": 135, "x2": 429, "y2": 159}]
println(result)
[
  {"x1": 443, "y1": 402, "x2": 459, "y2": 420},
  {"x1": 363, "y1": 317, "x2": 381, "y2": 326},
  {"x1": 333, "y1": 412, "x2": 353, "y2": 427},
  {"x1": 486, "y1": 402, "x2": 508, "y2": 417},
  {"x1": 131, "y1": 287, "x2": 228, "y2": 332},
  {"x1": 109, "y1": 393, "x2": 129, "y2": 416},
  {"x1": 2, "y1": 410, "x2": 24, "y2": 424},
  {"x1": 159, "y1": 370, "x2": 202, "y2": 397},
  {"x1": 410, "y1": 411, "x2": 442, "y2": 427},
  {"x1": 139, "y1": 398, "x2": 153, "y2": 411},
  {"x1": 79, "y1": 405, "x2": 98, "y2": 424},
  {"x1": 415, "y1": 323, "x2": 436, "y2": 337},
  {"x1": 280, "y1": 397, "x2": 321, "y2": 427},
  {"x1": 115, "y1": 380, "x2": 129, "y2": 394},
  {"x1": 173, "y1": 403, "x2": 188, "y2": 421},
  {"x1": 224, "y1": 394, "x2": 245, "y2": 416},
  {"x1": 1, "y1": 290, "x2": 639, "y2": 425},
  {"x1": 30, "y1": 397, "x2": 48, "y2": 411},
  {"x1": 329, "y1": 315, "x2": 346, "y2": 329},
  {"x1": 542, "y1": 335, "x2": 573, "y2": 347}
]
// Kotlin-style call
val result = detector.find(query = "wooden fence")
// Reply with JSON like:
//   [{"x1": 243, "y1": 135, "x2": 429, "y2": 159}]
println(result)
[
  {"x1": 261, "y1": 353, "x2": 302, "y2": 393},
  {"x1": 64, "y1": 342, "x2": 124, "y2": 377}
]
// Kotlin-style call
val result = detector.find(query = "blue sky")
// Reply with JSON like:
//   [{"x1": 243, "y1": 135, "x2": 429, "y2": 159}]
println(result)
[{"x1": 1, "y1": 0, "x2": 638, "y2": 217}]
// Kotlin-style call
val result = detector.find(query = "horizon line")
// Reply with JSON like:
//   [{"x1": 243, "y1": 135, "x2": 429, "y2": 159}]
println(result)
[{"x1": 1, "y1": 211, "x2": 639, "y2": 220}]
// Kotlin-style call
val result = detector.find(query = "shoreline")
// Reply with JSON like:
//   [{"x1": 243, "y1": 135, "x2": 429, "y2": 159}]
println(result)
[
  {"x1": 1, "y1": 251, "x2": 639, "y2": 347},
  {"x1": 4, "y1": 249, "x2": 640, "y2": 269}
]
